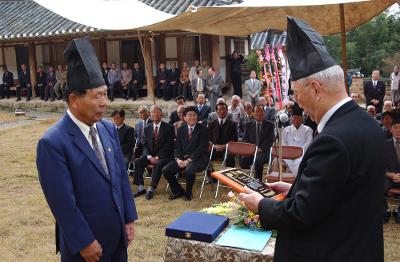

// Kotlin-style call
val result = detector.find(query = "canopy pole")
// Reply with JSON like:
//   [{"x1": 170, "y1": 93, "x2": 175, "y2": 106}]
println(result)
[
  {"x1": 339, "y1": 3, "x2": 349, "y2": 94},
  {"x1": 138, "y1": 31, "x2": 156, "y2": 105}
]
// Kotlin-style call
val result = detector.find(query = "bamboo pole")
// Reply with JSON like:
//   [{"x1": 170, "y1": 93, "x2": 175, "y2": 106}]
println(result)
[
  {"x1": 28, "y1": 43, "x2": 37, "y2": 96},
  {"x1": 339, "y1": 4, "x2": 349, "y2": 94},
  {"x1": 138, "y1": 31, "x2": 155, "y2": 105}
]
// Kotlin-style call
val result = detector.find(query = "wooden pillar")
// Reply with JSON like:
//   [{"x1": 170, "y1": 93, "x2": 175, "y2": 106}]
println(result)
[
  {"x1": 29, "y1": 43, "x2": 37, "y2": 96},
  {"x1": 1, "y1": 45, "x2": 5, "y2": 65},
  {"x1": 49, "y1": 41, "x2": 54, "y2": 66},
  {"x1": 211, "y1": 35, "x2": 220, "y2": 73},
  {"x1": 339, "y1": 4, "x2": 349, "y2": 94},
  {"x1": 99, "y1": 37, "x2": 107, "y2": 63},
  {"x1": 138, "y1": 32, "x2": 155, "y2": 104}
]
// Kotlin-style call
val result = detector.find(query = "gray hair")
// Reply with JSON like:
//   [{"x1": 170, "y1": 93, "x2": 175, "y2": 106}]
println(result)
[
  {"x1": 150, "y1": 105, "x2": 162, "y2": 113},
  {"x1": 197, "y1": 93, "x2": 205, "y2": 99},
  {"x1": 138, "y1": 105, "x2": 149, "y2": 113},
  {"x1": 298, "y1": 65, "x2": 344, "y2": 90},
  {"x1": 367, "y1": 105, "x2": 376, "y2": 111},
  {"x1": 231, "y1": 95, "x2": 240, "y2": 101},
  {"x1": 217, "y1": 97, "x2": 225, "y2": 104}
]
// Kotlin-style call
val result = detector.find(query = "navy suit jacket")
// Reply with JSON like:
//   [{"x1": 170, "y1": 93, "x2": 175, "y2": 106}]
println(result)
[{"x1": 36, "y1": 114, "x2": 137, "y2": 256}]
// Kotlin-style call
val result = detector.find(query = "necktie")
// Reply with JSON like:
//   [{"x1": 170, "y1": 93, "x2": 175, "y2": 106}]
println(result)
[
  {"x1": 188, "y1": 127, "x2": 193, "y2": 140},
  {"x1": 198, "y1": 105, "x2": 202, "y2": 112},
  {"x1": 89, "y1": 126, "x2": 110, "y2": 179},
  {"x1": 154, "y1": 125, "x2": 159, "y2": 144},
  {"x1": 256, "y1": 122, "x2": 261, "y2": 145},
  {"x1": 219, "y1": 119, "x2": 223, "y2": 126},
  {"x1": 252, "y1": 79, "x2": 255, "y2": 89},
  {"x1": 395, "y1": 140, "x2": 400, "y2": 162}
]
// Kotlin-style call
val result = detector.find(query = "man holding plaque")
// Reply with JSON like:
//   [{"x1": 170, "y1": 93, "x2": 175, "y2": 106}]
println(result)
[{"x1": 239, "y1": 17, "x2": 385, "y2": 262}]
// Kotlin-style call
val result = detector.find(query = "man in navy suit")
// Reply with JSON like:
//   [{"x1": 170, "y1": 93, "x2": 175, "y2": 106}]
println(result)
[
  {"x1": 36, "y1": 37, "x2": 137, "y2": 262},
  {"x1": 134, "y1": 105, "x2": 151, "y2": 159},
  {"x1": 17, "y1": 63, "x2": 32, "y2": 101},
  {"x1": 364, "y1": 69, "x2": 386, "y2": 113}
]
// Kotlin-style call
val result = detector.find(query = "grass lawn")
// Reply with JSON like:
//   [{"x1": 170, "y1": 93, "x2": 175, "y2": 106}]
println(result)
[{"x1": 0, "y1": 112, "x2": 399, "y2": 261}]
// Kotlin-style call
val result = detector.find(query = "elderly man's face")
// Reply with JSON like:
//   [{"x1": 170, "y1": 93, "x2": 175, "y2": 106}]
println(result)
[
  {"x1": 139, "y1": 109, "x2": 149, "y2": 120},
  {"x1": 367, "y1": 107, "x2": 376, "y2": 116},
  {"x1": 216, "y1": 105, "x2": 228, "y2": 119},
  {"x1": 292, "y1": 80, "x2": 317, "y2": 121},
  {"x1": 197, "y1": 95, "x2": 205, "y2": 105},
  {"x1": 231, "y1": 98, "x2": 239, "y2": 108},
  {"x1": 258, "y1": 97, "x2": 266, "y2": 106},
  {"x1": 245, "y1": 104, "x2": 253, "y2": 115},
  {"x1": 383, "y1": 102, "x2": 393, "y2": 112},
  {"x1": 392, "y1": 124, "x2": 400, "y2": 139},
  {"x1": 69, "y1": 86, "x2": 108, "y2": 125},
  {"x1": 254, "y1": 106, "x2": 265, "y2": 122},
  {"x1": 150, "y1": 108, "x2": 163, "y2": 123},
  {"x1": 372, "y1": 70, "x2": 380, "y2": 80}
]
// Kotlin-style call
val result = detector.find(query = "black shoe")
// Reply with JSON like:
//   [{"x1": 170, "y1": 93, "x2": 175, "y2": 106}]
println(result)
[
  {"x1": 51, "y1": 98, "x2": 55, "y2": 102},
  {"x1": 44, "y1": 99, "x2": 48, "y2": 102},
  {"x1": 133, "y1": 189, "x2": 147, "y2": 198},
  {"x1": 384, "y1": 209, "x2": 391, "y2": 223},
  {"x1": 184, "y1": 192, "x2": 193, "y2": 201},
  {"x1": 26, "y1": 97, "x2": 30, "y2": 101},
  {"x1": 16, "y1": 98, "x2": 21, "y2": 101},
  {"x1": 146, "y1": 191, "x2": 154, "y2": 200},
  {"x1": 132, "y1": 98, "x2": 136, "y2": 101},
  {"x1": 169, "y1": 191, "x2": 185, "y2": 200},
  {"x1": 110, "y1": 98, "x2": 114, "y2": 102}
]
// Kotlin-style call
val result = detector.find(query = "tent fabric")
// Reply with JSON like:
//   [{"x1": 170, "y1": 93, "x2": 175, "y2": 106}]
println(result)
[{"x1": 33, "y1": 0, "x2": 397, "y2": 36}]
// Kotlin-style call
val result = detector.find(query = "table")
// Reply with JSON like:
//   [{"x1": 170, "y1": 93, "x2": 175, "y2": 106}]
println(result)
[{"x1": 163, "y1": 233, "x2": 275, "y2": 261}]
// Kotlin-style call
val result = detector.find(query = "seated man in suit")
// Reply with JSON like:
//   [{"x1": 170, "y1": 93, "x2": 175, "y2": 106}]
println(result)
[
  {"x1": 134, "y1": 106, "x2": 152, "y2": 160},
  {"x1": 239, "y1": 102, "x2": 254, "y2": 141},
  {"x1": 384, "y1": 116, "x2": 400, "y2": 223},
  {"x1": 17, "y1": 63, "x2": 32, "y2": 101},
  {"x1": 111, "y1": 109, "x2": 135, "y2": 168},
  {"x1": 169, "y1": 96, "x2": 186, "y2": 124},
  {"x1": 381, "y1": 111, "x2": 393, "y2": 139},
  {"x1": 168, "y1": 62, "x2": 181, "y2": 99},
  {"x1": 209, "y1": 102, "x2": 238, "y2": 167},
  {"x1": 130, "y1": 62, "x2": 145, "y2": 100},
  {"x1": 207, "y1": 98, "x2": 233, "y2": 125},
  {"x1": 240, "y1": 104, "x2": 275, "y2": 181},
  {"x1": 245, "y1": 70, "x2": 262, "y2": 106},
  {"x1": 195, "y1": 94, "x2": 211, "y2": 126},
  {"x1": 134, "y1": 106, "x2": 175, "y2": 200},
  {"x1": 364, "y1": 69, "x2": 386, "y2": 113},
  {"x1": 163, "y1": 106, "x2": 209, "y2": 201},
  {"x1": 0, "y1": 65, "x2": 14, "y2": 100},
  {"x1": 156, "y1": 63, "x2": 169, "y2": 100},
  {"x1": 192, "y1": 69, "x2": 206, "y2": 101}
]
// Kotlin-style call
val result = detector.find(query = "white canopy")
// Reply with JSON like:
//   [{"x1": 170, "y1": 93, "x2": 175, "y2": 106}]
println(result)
[{"x1": 34, "y1": 0, "x2": 397, "y2": 35}]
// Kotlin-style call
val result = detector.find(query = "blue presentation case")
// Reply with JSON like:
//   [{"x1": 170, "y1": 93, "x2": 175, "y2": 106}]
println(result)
[{"x1": 165, "y1": 211, "x2": 229, "y2": 243}]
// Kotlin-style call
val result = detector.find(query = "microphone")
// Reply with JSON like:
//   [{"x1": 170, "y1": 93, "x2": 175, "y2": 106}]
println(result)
[{"x1": 279, "y1": 113, "x2": 289, "y2": 123}]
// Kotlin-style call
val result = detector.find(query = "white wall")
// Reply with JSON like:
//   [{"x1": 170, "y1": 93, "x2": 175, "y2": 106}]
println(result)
[
  {"x1": 4, "y1": 47, "x2": 17, "y2": 77},
  {"x1": 106, "y1": 40, "x2": 120, "y2": 67},
  {"x1": 165, "y1": 37, "x2": 177, "y2": 59}
]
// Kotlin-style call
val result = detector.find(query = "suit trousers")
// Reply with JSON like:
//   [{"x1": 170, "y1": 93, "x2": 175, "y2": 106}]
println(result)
[
  {"x1": 134, "y1": 156, "x2": 171, "y2": 189},
  {"x1": 16, "y1": 83, "x2": 32, "y2": 99},
  {"x1": 240, "y1": 151, "x2": 269, "y2": 181},
  {"x1": 60, "y1": 237, "x2": 127, "y2": 262},
  {"x1": 231, "y1": 72, "x2": 242, "y2": 98},
  {"x1": 45, "y1": 84, "x2": 55, "y2": 100},
  {"x1": 128, "y1": 83, "x2": 138, "y2": 100},
  {"x1": 0, "y1": 84, "x2": 11, "y2": 98},
  {"x1": 163, "y1": 159, "x2": 207, "y2": 195},
  {"x1": 384, "y1": 177, "x2": 400, "y2": 210}
]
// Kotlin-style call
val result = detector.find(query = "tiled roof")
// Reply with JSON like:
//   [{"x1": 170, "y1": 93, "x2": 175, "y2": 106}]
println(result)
[
  {"x1": 0, "y1": 0, "x2": 282, "y2": 49},
  {"x1": 0, "y1": 0, "x2": 99, "y2": 40}
]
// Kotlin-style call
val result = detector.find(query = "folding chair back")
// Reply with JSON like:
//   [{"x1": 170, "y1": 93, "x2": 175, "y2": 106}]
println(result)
[{"x1": 266, "y1": 146, "x2": 303, "y2": 183}]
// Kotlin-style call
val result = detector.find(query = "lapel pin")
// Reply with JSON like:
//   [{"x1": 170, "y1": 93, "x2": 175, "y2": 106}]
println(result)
[{"x1": 107, "y1": 148, "x2": 111, "y2": 152}]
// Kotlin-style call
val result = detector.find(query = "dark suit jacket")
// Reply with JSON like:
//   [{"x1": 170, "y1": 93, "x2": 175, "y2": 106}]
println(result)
[
  {"x1": 2, "y1": 71, "x2": 14, "y2": 86},
  {"x1": 364, "y1": 80, "x2": 385, "y2": 110},
  {"x1": 208, "y1": 118, "x2": 238, "y2": 145},
  {"x1": 134, "y1": 118, "x2": 152, "y2": 145},
  {"x1": 132, "y1": 68, "x2": 145, "y2": 86},
  {"x1": 386, "y1": 138, "x2": 400, "y2": 173},
  {"x1": 18, "y1": 70, "x2": 31, "y2": 86},
  {"x1": 243, "y1": 120, "x2": 275, "y2": 152},
  {"x1": 169, "y1": 111, "x2": 180, "y2": 124},
  {"x1": 156, "y1": 69, "x2": 168, "y2": 85},
  {"x1": 117, "y1": 123, "x2": 135, "y2": 160},
  {"x1": 46, "y1": 71, "x2": 57, "y2": 87},
  {"x1": 259, "y1": 101, "x2": 385, "y2": 262},
  {"x1": 36, "y1": 71, "x2": 47, "y2": 86},
  {"x1": 168, "y1": 68, "x2": 180, "y2": 83},
  {"x1": 196, "y1": 104, "x2": 211, "y2": 124},
  {"x1": 142, "y1": 121, "x2": 174, "y2": 159},
  {"x1": 36, "y1": 114, "x2": 137, "y2": 256},
  {"x1": 174, "y1": 123, "x2": 209, "y2": 162}
]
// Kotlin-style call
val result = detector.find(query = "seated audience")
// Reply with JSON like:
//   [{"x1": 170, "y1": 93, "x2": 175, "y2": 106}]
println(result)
[
  {"x1": 134, "y1": 106, "x2": 152, "y2": 159},
  {"x1": 163, "y1": 106, "x2": 209, "y2": 201},
  {"x1": 240, "y1": 104, "x2": 275, "y2": 181},
  {"x1": 121, "y1": 62, "x2": 132, "y2": 100},
  {"x1": 169, "y1": 96, "x2": 186, "y2": 124},
  {"x1": 207, "y1": 98, "x2": 233, "y2": 125},
  {"x1": 156, "y1": 63, "x2": 169, "y2": 100},
  {"x1": 239, "y1": 102, "x2": 254, "y2": 140},
  {"x1": 168, "y1": 62, "x2": 180, "y2": 99},
  {"x1": 111, "y1": 109, "x2": 135, "y2": 167},
  {"x1": 195, "y1": 94, "x2": 211, "y2": 126},
  {"x1": 245, "y1": 70, "x2": 262, "y2": 106},
  {"x1": 279, "y1": 104, "x2": 313, "y2": 176},
  {"x1": 107, "y1": 62, "x2": 121, "y2": 102},
  {"x1": 376, "y1": 101, "x2": 393, "y2": 121},
  {"x1": 179, "y1": 62, "x2": 191, "y2": 100},
  {"x1": 0, "y1": 65, "x2": 13, "y2": 99},
  {"x1": 53, "y1": 64, "x2": 65, "y2": 100},
  {"x1": 35, "y1": 66, "x2": 47, "y2": 100},
  {"x1": 384, "y1": 116, "x2": 400, "y2": 223},
  {"x1": 209, "y1": 102, "x2": 238, "y2": 167},
  {"x1": 133, "y1": 106, "x2": 175, "y2": 200},
  {"x1": 45, "y1": 66, "x2": 56, "y2": 102},
  {"x1": 367, "y1": 105, "x2": 377, "y2": 118},
  {"x1": 130, "y1": 62, "x2": 145, "y2": 100},
  {"x1": 381, "y1": 111, "x2": 393, "y2": 139},
  {"x1": 174, "y1": 105, "x2": 187, "y2": 136},
  {"x1": 17, "y1": 63, "x2": 32, "y2": 101}
]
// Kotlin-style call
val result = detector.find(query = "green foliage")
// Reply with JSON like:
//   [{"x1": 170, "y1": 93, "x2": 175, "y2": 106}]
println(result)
[
  {"x1": 245, "y1": 49, "x2": 260, "y2": 74},
  {"x1": 324, "y1": 10, "x2": 400, "y2": 77}
]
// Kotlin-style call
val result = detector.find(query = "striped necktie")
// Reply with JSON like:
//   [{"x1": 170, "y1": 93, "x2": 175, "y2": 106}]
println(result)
[{"x1": 89, "y1": 126, "x2": 110, "y2": 180}]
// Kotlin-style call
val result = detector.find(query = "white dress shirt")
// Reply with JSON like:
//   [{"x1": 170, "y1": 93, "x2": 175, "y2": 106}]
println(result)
[
  {"x1": 67, "y1": 109, "x2": 105, "y2": 153},
  {"x1": 317, "y1": 97, "x2": 352, "y2": 133}
]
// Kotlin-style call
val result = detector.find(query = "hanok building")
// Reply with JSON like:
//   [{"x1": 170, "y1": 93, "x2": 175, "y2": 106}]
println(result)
[{"x1": 0, "y1": 0, "x2": 285, "y2": 97}]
